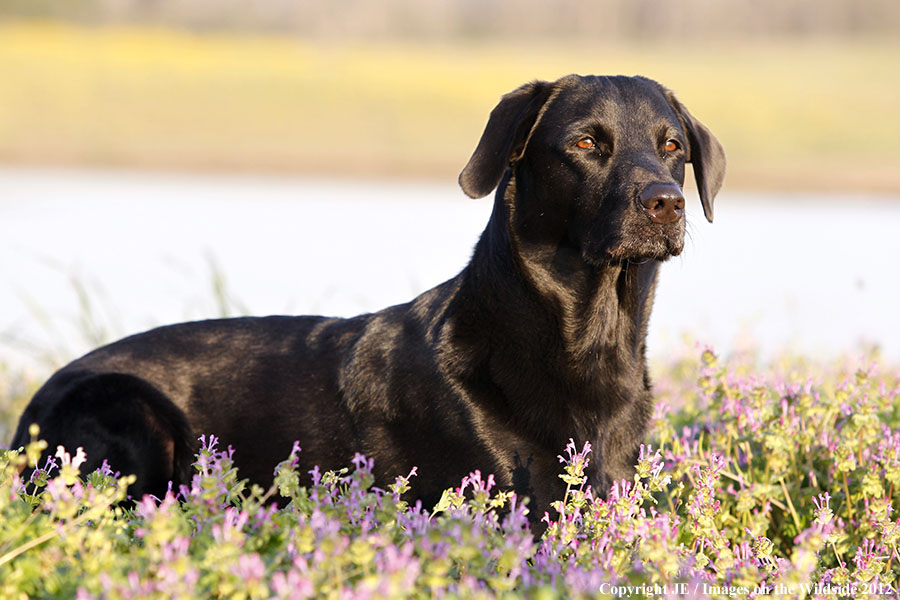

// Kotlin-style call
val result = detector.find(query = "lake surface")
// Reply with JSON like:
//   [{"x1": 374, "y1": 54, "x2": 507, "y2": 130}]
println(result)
[{"x1": 1, "y1": 167, "x2": 899, "y2": 370}]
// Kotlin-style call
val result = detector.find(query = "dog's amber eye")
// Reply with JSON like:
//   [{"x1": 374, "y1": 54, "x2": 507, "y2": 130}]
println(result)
[
  {"x1": 576, "y1": 137, "x2": 595, "y2": 149},
  {"x1": 664, "y1": 139, "x2": 680, "y2": 152}
]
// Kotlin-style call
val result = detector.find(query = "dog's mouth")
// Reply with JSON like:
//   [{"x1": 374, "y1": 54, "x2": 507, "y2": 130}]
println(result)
[
  {"x1": 613, "y1": 234, "x2": 684, "y2": 261},
  {"x1": 585, "y1": 219, "x2": 685, "y2": 264}
]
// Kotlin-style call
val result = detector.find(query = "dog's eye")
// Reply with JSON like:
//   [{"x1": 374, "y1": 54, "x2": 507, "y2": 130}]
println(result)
[
  {"x1": 576, "y1": 137, "x2": 596, "y2": 149},
  {"x1": 664, "y1": 139, "x2": 681, "y2": 152}
]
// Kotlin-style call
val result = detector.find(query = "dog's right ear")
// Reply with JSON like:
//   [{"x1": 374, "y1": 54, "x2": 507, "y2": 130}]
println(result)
[{"x1": 459, "y1": 80, "x2": 554, "y2": 199}]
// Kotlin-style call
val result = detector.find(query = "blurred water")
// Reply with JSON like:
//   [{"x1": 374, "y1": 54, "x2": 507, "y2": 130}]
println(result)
[{"x1": 1, "y1": 167, "x2": 898, "y2": 370}]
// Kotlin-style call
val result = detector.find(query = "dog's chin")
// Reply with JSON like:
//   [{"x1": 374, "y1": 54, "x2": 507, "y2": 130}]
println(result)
[
  {"x1": 580, "y1": 214, "x2": 686, "y2": 266},
  {"x1": 584, "y1": 232, "x2": 684, "y2": 265}
]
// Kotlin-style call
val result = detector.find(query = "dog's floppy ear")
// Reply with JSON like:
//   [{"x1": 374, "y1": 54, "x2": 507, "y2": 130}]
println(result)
[
  {"x1": 459, "y1": 80, "x2": 554, "y2": 199},
  {"x1": 665, "y1": 91, "x2": 726, "y2": 223}
]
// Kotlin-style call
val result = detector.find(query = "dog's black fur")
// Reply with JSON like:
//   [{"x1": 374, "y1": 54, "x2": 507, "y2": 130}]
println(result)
[{"x1": 12, "y1": 75, "x2": 725, "y2": 520}]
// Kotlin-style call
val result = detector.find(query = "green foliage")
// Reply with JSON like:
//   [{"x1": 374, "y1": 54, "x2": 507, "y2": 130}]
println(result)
[{"x1": 1, "y1": 350, "x2": 899, "y2": 598}]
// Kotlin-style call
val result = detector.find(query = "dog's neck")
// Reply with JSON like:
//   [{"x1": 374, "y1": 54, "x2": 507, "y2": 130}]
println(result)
[
  {"x1": 467, "y1": 174, "x2": 659, "y2": 368},
  {"x1": 451, "y1": 175, "x2": 659, "y2": 448}
]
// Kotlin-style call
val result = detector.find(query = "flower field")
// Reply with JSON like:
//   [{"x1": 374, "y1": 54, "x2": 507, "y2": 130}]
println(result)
[{"x1": 2, "y1": 349, "x2": 900, "y2": 598}]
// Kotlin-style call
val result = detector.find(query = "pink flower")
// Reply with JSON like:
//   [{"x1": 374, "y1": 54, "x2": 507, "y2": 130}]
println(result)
[{"x1": 55, "y1": 445, "x2": 87, "y2": 471}]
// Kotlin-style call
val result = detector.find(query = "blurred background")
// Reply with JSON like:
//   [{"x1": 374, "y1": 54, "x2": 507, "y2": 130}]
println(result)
[
  {"x1": 1, "y1": 1, "x2": 899, "y2": 380},
  {"x1": 1, "y1": 0, "x2": 899, "y2": 189}
]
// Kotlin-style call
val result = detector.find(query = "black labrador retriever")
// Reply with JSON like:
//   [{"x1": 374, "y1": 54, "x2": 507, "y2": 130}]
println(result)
[{"x1": 12, "y1": 74, "x2": 725, "y2": 519}]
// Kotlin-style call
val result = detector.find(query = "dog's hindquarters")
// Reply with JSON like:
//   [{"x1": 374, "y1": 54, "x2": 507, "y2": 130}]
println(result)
[
  {"x1": 9, "y1": 314, "x2": 376, "y2": 500},
  {"x1": 11, "y1": 371, "x2": 196, "y2": 499}
]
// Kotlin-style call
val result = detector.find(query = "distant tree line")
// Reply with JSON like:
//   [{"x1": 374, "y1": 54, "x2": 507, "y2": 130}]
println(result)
[{"x1": 1, "y1": 0, "x2": 897, "y2": 40}]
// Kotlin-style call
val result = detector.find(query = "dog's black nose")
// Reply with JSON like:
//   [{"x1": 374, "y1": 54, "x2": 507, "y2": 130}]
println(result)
[{"x1": 640, "y1": 183, "x2": 685, "y2": 224}]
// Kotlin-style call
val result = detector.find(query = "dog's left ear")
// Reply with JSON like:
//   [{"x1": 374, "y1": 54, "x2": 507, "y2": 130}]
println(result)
[
  {"x1": 459, "y1": 80, "x2": 555, "y2": 199},
  {"x1": 665, "y1": 91, "x2": 727, "y2": 223}
]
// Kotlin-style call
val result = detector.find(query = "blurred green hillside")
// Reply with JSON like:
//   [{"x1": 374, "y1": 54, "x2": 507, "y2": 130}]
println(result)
[{"x1": 0, "y1": 21, "x2": 898, "y2": 192}]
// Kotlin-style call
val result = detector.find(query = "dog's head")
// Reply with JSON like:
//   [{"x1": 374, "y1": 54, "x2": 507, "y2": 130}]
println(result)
[{"x1": 459, "y1": 74, "x2": 726, "y2": 263}]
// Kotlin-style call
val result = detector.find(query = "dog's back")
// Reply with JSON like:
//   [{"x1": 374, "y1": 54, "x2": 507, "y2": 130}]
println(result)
[
  {"x1": 15, "y1": 315, "x2": 361, "y2": 494},
  {"x1": 13, "y1": 279, "x2": 497, "y2": 504}
]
